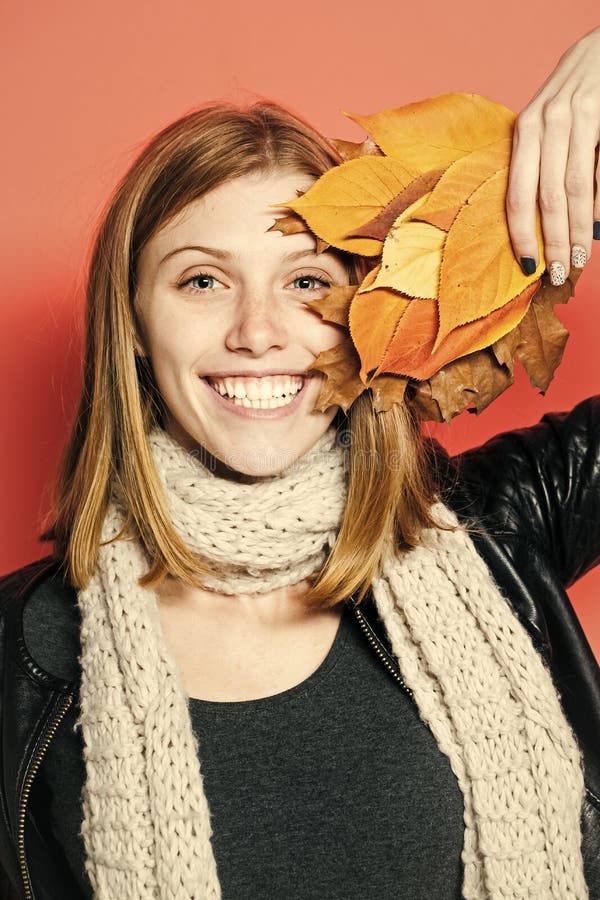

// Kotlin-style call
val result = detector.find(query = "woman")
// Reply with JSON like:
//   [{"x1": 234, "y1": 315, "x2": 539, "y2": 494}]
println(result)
[{"x1": 0, "y1": 27, "x2": 599, "y2": 900}]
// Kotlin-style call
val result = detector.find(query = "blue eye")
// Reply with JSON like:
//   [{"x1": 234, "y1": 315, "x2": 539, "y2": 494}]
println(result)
[{"x1": 292, "y1": 275, "x2": 330, "y2": 290}]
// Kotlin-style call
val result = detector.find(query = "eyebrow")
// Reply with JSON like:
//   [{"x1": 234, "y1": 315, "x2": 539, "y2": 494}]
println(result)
[{"x1": 158, "y1": 245, "x2": 330, "y2": 267}]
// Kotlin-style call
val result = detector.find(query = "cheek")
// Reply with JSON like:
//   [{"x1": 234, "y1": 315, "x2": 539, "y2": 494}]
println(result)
[{"x1": 310, "y1": 317, "x2": 348, "y2": 352}]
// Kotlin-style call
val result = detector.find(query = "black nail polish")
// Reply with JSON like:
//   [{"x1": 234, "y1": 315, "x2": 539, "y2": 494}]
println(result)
[
  {"x1": 594, "y1": 221, "x2": 600, "y2": 241},
  {"x1": 520, "y1": 257, "x2": 536, "y2": 275}
]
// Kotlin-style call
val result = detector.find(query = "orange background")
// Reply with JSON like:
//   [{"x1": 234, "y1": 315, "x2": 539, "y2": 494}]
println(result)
[{"x1": 2, "y1": 1, "x2": 598, "y2": 659}]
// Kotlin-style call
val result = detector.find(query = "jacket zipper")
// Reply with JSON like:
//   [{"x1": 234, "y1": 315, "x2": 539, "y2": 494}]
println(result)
[
  {"x1": 14, "y1": 606, "x2": 404, "y2": 898},
  {"x1": 17, "y1": 692, "x2": 74, "y2": 900},
  {"x1": 349, "y1": 600, "x2": 413, "y2": 699}
]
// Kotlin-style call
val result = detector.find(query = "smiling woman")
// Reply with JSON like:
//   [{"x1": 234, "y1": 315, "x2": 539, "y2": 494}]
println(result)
[
  {"x1": 133, "y1": 170, "x2": 352, "y2": 476},
  {"x1": 0, "y1": 85, "x2": 599, "y2": 900}
]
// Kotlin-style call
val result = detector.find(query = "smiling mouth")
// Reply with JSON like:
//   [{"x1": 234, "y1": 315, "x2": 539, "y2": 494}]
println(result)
[{"x1": 204, "y1": 377, "x2": 307, "y2": 409}]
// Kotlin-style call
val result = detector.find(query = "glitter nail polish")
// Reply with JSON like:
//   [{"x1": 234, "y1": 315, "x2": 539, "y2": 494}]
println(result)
[
  {"x1": 571, "y1": 246, "x2": 587, "y2": 268},
  {"x1": 550, "y1": 261, "x2": 566, "y2": 286}
]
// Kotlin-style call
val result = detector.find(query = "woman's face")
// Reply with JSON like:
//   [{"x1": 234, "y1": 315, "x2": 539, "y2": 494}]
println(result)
[{"x1": 134, "y1": 168, "x2": 349, "y2": 480}]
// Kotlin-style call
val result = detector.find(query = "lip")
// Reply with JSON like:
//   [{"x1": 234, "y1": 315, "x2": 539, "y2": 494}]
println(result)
[
  {"x1": 199, "y1": 375, "x2": 311, "y2": 419},
  {"x1": 203, "y1": 370, "x2": 310, "y2": 378}
]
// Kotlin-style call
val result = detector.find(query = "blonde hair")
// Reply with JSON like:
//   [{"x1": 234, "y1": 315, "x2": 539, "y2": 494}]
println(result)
[{"x1": 41, "y1": 101, "x2": 441, "y2": 609}]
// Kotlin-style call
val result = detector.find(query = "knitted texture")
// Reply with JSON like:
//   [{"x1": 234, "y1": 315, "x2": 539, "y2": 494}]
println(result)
[{"x1": 75, "y1": 424, "x2": 588, "y2": 899}]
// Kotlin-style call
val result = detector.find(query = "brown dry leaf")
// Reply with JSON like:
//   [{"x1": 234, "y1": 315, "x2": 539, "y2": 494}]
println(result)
[
  {"x1": 267, "y1": 215, "x2": 310, "y2": 238},
  {"x1": 415, "y1": 138, "x2": 512, "y2": 231},
  {"x1": 307, "y1": 339, "x2": 366, "y2": 413},
  {"x1": 269, "y1": 214, "x2": 330, "y2": 254},
  {"x1": 305, "y1": 285, "x2": 358, "y2": 328},
  {"x1": 492, "y1": 268, "x2": 582, "y2": 390},
  {"x1": 435, "y1": 167, "x2": 544, "y2": 348},
  {"x1": 365, "y1": 220, "x2": 446, "y2": 299},
  {"x1": 368, "y1": 373, "x2": 409, "y2": 412},
  {"x1": 348, "y1": 265, "x2": 410, "y2": 382},
  {"x1": 346, "y1": 94, "x2": 515, "y2": 175},
  {"x1": 282, "y1": 156, "x2": 416, "y2": 256},
  {"x1": 349, "y1": 169, "x2": 445, "y2": 240},
  {"x1": 410, "y1": 267, "x2": 583, "y2": 423},
  {"x1": 330, "y1": 136, "x2": 382, "y2": 161},
  {"x1": 410, "y1": 350, "x2": 514, "y2": 423}
]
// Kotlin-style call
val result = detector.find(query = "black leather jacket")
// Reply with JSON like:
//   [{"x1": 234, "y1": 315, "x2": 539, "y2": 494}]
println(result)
[{"x1": 1, "y1": 396, "x2": 599, "y2": 900}]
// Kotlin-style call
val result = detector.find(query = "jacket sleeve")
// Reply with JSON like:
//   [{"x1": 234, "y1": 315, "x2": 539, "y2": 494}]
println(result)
[{"x1": 446, "y1": 394, "x2": 600, "y2": 590}]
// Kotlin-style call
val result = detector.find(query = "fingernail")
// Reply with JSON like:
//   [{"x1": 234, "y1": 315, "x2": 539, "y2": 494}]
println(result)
[
  {"x1": 549, "y1": 261, "x2": 566, "y2": 286},
  {"x1": 520, "y1": 257, "x2": 536, "y2": 275},
  {"x1": 571, "y1": 245, "x2": 587, "y2": 268},
  {"x1": 594, "y1": 221, "x2": 600, "y2": 241}
]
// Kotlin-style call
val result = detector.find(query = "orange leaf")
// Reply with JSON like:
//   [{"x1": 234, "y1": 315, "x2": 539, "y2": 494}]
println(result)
[
  {"x1": 346, "y1": 94, "x2": 515, "y2": 175},
  {"x1": 435, "y1": 167, "x2": 544, "y2": 349},
  {"x1": 280, "y1": 156, "x2": 416, "y2": 256},
  {"x1": 348, "y1": 266, "x2": 411, "y2": 383},
  {"x1": 365, "y1": 280, "x2": 538, "y2": 381},
  {"x1": 414, "y1": 138, "x2": 512, "y2": 231}
]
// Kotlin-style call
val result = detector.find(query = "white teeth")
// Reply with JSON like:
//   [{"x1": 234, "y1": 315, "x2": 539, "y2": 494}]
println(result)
[{"x1": 208, "y1": 375, "x2": 304, "y2": 400}]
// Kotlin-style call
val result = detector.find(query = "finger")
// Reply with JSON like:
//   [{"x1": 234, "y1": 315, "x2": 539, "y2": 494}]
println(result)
[
  {"x1": 506, "y1": 112, "x2": 542, "y2": 274},
  {"x1": 564, "y1": 101, "x2": 596, "y2": 265},
  {"x1": 538, "y1": 101, "x2": 572, "y2": 285},
  {"x1": 594, "y1": 144, "x2": 600, "y2": 242}
]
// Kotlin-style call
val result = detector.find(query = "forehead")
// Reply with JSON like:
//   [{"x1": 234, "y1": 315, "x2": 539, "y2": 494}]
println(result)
[{"x1": 156, "y1": 169, "x2": 315, "y2": 245}]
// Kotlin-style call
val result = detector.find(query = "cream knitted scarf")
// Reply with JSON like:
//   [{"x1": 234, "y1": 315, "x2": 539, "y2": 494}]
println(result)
[{"x1": 75, "y1": 424, "x2": 588, "y2": 899}]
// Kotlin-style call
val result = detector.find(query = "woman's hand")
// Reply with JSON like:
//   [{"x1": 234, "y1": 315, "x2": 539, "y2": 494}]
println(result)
[{"x1": 506, "y1": 26, "x2": 600, "y2": 285}]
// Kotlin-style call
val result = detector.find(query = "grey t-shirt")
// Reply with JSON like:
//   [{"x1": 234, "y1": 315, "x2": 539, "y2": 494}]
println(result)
[{"x1": 25, "y1": 576, "x2": 464, "y2": 898}]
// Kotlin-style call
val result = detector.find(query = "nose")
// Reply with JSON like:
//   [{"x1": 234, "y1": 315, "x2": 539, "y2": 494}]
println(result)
[{"x1": 224, "y1": 288, "x2": 289, "y2": 356}]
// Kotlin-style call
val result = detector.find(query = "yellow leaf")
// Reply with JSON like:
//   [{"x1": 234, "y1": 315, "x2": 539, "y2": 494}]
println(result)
[
  {"x1": 280, "y1": 156, "x2": 416, "y2": 256},
  {"x1": 362, "y1": 220, "x2": 446, "y2": 300},
  {"x1": 346, "y1": 93, "x2": 515, "y2": 175},
  {"x1": 435, "y1": 167, "x2": 544, "y2": 349},
  {"x1": 414, "y1": 137, "x2": 512, "y2": 231}
]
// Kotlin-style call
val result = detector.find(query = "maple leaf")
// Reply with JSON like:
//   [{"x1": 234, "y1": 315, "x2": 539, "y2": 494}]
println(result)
[
  {"x1": 410, "y1": 350, "x2": 514, "y2": 422},
  {"x1": 492, "y1": 268, "x2": 582, "y2": 391},
  {"x1": 307, "y1": 339, "x2": 366, "y2": 413},
  {"x1": 346, "y1": 94, "x2": 515, "y2": 174}
]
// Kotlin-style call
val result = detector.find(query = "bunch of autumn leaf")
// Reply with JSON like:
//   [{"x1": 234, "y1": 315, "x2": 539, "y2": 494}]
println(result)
[{"x1": 272, "y1": 93, "x2": 582, "y2": 422}]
